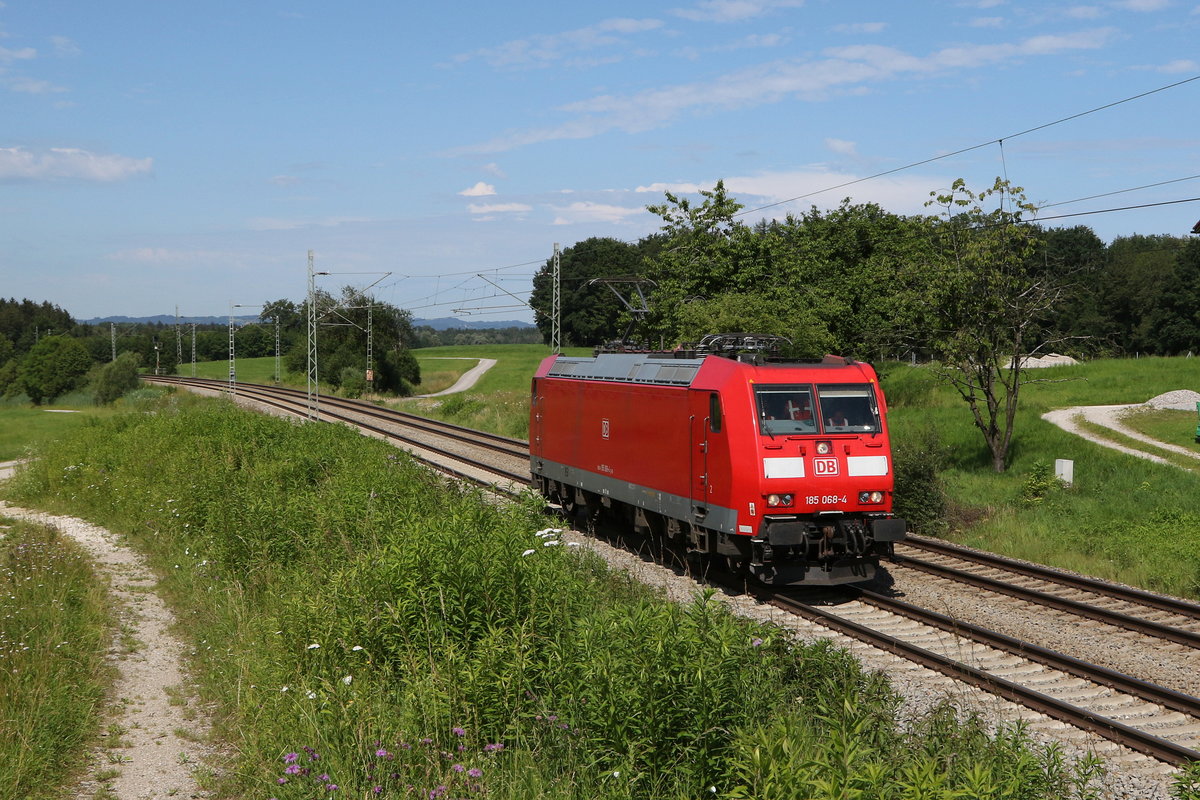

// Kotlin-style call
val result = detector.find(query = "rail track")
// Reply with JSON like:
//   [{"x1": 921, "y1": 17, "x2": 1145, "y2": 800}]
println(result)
[{"x1": 147, "y1": 374, "x2": 1200, "y2": 768}]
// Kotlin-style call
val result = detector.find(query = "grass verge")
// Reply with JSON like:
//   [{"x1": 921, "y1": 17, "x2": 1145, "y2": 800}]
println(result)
[{"x1": 0, "y1": 519, "x2": 113, "y2": 800}]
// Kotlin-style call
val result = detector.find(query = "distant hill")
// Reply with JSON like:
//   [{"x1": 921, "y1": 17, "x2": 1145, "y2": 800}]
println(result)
[{"x1": 81, "y1": 314, "x2": 535, "y2": 331}]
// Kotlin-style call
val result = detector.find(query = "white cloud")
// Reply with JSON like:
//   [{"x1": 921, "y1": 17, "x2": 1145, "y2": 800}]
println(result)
[
  {"x1": 0, "y1": 46, "x2": 35, "y2": 63},
  {"x1": 642, "y1": 170, "x2": 949, "y2": 218},
  {"x1": 672, "y1": 0, "x2": 805, "y2": 23},
  {"x1": 467, "y1": 202, "x2": 531, "y2": 214},
  {"x1": 1155, "y1": 58, "x2": 1200, "y2": 73},
  {"x1": 1111, "y1": 0, "x2": 1169, "y2": 9},
  {"x1": 459, "y1": 181, "x2": 497, "y2": 196},
  {"x1": 550, "y1": 201, "x2": 645, "y2": 225},
  {"x1": 50, "y1": 36, "x2": 80, "y2": 57},
  {"x1": 482, "y1": 162, "x2": 506, "y2": 178},
  {"x1": 833, "y1": 22, "x2": 887, "y2": 34},
  {"x1": 456, "y1": 17, "x2": 663, "y2": 68},
  {"x1": 0, "y1": 147, "x2": 152, "y2": 182},
  {"x1": 455, "y1": 28, "x2": 1117, "y2": 154},
  {"x1": 824, "y1": 138, "x2": 858, "y2": 156},
  {"x1": 2, "y1": 74, "x2": 66, "y2": 94},
  {"x1": 269, "y1": 174, "x2": 300, "y2": 187},
  {"x1": 968, "y1": 16, "x2": 1006, "y2": 27}
]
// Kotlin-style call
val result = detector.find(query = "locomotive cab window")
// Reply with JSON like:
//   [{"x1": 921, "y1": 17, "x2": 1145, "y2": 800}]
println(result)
[
  {"x1": 817, "y1": 384, "x2": 881, "y2": 433},
  {"x1": 709, "y1": 392, "x2": 723, "y2": 433},
  {"x1": 755, "y1": 385, "x2": 817, "y2": 435}
]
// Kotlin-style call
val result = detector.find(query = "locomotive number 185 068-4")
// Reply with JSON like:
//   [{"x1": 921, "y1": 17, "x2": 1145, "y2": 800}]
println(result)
[{"x1": 807, "y1": 495, "x2": 847, "y2": 505}]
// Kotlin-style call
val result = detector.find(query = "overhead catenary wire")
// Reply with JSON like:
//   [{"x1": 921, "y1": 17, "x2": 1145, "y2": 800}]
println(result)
[{"x1": 393, "y1": 74, "x2": 1200, "y2": 316}]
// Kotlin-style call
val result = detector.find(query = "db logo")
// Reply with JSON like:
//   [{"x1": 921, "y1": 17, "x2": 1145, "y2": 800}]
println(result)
[
  {"x1": 813, "y1": 457, "x2": 839, "y2": 476},
  {"x1": 601, "y1": 418, "x2": 611, "y2": 440}
]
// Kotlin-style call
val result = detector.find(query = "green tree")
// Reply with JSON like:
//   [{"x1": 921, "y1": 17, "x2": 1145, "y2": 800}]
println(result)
[
  {"x1": 18, "y1": 335, "x2": 94, "y2": 405},
  {"x1": 907, "y1": 178, "x2": 1057, "y2": 473},
  {"x1": 90, "y1": 351, "x2": 142, "y2": 404},
  {"x1": 530, "y1": 237, "x2": 649, "y2": 346}
]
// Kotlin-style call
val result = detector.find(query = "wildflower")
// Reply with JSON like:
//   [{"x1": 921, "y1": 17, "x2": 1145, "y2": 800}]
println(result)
[
  {"x1": 285, "y1": 765, "x2": 301, "y2": 775},
  {"x1": 280, "y1": 686, "x2": 289, "y2": 693},
  {"x1": 375, "y1": 748, "x2": 389, "y2": 758},
  {"x1": 319, "y1": 773, "x2": 331, "y2": 782},
  {"x1": 351, "y1": 645, "x2": 364, "y2": 651},
  {"x1": 342, "y1": 675, "x2": 352, "y2": 685},
  {"x1": 751, "y1": 637, "x2": 763, "y2": 647},
  {"x1": 452, "y1": 764, "x2": 465, "y2": 773},
  {"x1": 567, "y1": 542, "x2": 581, "y2": 547},
  {"x1": 307, "y1": 691, "x2": 317, "y2": 699},
  {"x1": 307, "y1": 643, "x2": 321, "y2": 650},
  {"x1": 543, "y1": 540, "x2": 560, "y2": 547},
  {"x1": 452, "y1": 726, "x2": 466, "y2": 737},
  {"x1": 521, "y1": 549, "x2": 536, "y2": 557},
  {"x1": 277, "y1": 777, "x2": 288, "y2": 785},
  {"x1": 373, "y1": 787, "x2": 383, "y2": 795},
  {"x1": 326, "y1": 783, "x2": 338, "y2": 791},
  {"x1": 468, "y1": 768, "x2": 482, "y2": 778},
  {"x1": 483, "y1": 743, "x2": 504, "y2": 752},
  {"x1": 613, "y1": 770, "x2": 621, "y2": 778},
  {"x1": 284, "y1": 752, "x2": 300, "y2": 763}
]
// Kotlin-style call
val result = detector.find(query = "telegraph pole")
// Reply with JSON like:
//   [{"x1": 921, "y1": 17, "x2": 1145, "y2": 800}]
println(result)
[
  {"x1": 110, "y1": 323, "x2": 117, "y2": 361},
  {"x1": 366, "y1": 302, "x2": 374, "y2": 391},
  {"x1": 552, "y1": 242, "x2": 561, "y2": 354},
  {"x1": 190, "y1": 324, "x2": 196, "y2": 377},
  {"x1": 274, "y1": 316, "x2": 281, "y2": 385},
  {"x1": 228, "y1": 303, "x2": 237, "y2": 394},
  {"x1": 175, "y1": 305, "x2": 182, "y2": 369}
]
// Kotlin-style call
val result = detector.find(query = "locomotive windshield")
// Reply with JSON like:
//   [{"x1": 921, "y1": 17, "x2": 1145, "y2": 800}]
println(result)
[
  {"x1": 756, "y1": 383, "x2": 880, "y2": 435},
  {"x1": 816, "y1": 384, "x2": 880, "y2": 433},
  {"x1": 756, "y1": 385, "x2": 817, "y2": 435}
]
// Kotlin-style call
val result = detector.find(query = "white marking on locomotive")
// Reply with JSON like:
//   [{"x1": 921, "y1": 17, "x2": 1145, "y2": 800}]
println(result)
[
  {"x1": 763, "y1": 457, "x2": 805, "y2": 478},
  {"x1": 601, "y1": 418, "x2": 610, "y2": 439},
  {"x1": 847, "y1": 455, "x2": 888, "y2": 476}
]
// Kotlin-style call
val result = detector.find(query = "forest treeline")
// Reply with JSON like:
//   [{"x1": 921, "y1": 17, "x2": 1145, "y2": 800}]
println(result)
[
  {"x1": 531, "y1": 183, "x2": 1200, "y2": 359},
  {"x1": 0, "y1": 292, "x2": 535, "y2": 405}
]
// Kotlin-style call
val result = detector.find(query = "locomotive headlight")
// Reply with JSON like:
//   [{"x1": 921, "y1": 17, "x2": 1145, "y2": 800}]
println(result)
[
  {"x1": 816, "y1": 440, "x2": 832, "y2": 455},
  {"x1": 858, "y1": 491, "x2": 884, "y2": 504},
  {"x1": 766, "y1": 493, "x2": 794, "y2": 507}
]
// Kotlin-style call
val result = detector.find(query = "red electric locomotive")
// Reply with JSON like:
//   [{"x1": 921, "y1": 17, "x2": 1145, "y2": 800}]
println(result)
[{"x1": 529, "y1": 336, "x2": 906, "y2": 585}]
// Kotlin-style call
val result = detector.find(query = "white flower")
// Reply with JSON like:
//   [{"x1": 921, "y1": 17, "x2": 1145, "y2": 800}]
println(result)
[
  {"x1": 307, "y1": 643, "x2": 320, "y2": 650},
  {"x1": 281, "y1": 686, "x2": 289, "y2": 693},
  {"x1": 567, "y1": 542, "x2": 581, "y2": 547},
  {"x1": 306, "y1": 691, "x2": 317, "y2": 699},
  {"x1": 351, "y1": 645, "x2": 363, "y2": 652},
  {"x1": 342, "y1": 675, "x2": 352, "y2": 685},
  {"x1": 543, "y1": 540, "x2": 560, "y2": 547},
  {"x1": 521, "y1": 549, "x2": 536, "y2": 557}
]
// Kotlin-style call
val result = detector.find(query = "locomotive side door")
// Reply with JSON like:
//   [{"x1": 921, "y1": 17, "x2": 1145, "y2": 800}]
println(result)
[{"x1": 688, "y1": 390, "x2": 725, "y2": 523}]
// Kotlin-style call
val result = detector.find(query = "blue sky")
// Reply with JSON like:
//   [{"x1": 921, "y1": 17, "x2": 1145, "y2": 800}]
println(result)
[{"x1": 2, "y1": 0, "x2": 1198, "y2": 324}]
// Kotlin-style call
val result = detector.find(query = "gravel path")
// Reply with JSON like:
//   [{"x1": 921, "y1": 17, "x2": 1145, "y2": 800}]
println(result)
[
  {"x1": 413, "y1": 357, "x2": 497, "y2": 398},
  {"x1": 0, "y1": 492, "x2": 214, "y2": 800},
  {"x1": 1042, "y1": 390, "x2": 1200, "y2": 469}
]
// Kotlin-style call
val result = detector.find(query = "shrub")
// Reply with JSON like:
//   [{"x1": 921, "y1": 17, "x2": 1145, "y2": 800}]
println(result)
[{"x1": 892, "y1": 425, "x2": 948, "y2": 535}]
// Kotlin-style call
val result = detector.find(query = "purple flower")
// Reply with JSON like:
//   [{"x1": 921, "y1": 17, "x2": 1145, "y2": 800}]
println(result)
[
  {"x1": 283, "y1": 752, "x2": 300, "y2": 764},
  {"x1": 483, "y1": 743, "x2": 504, "y2": 752},
  {"x1": 452, "y1": 727, "x2": 466, "y2": 737},
  {"x1": 375, "y1": 748, "x2": 390, "y2": 758},
  {"x1": 284, "y1": 764, "x2": 301, "y2": 775},
  {"x1": 277, "y1": 777, "x2": 288, "y2": 785},
  {"x1": 325, "y1": 783, "x2": 338, "y2": 792},
  {"x1": 452, "y1": 764, "x2": 465, "y2": 773},
  {"x1": 373, "y1": 787, "x2": 383, "y2": 795},
  {"x1": 467, "y1": 768, "x2": 483, "y2": 778},
  {"x1": 420, "y1": 738, "x2": 433, "y2": 746},
  {"x1": 752, "y1": 637, "x2": 764, "y2": 647},
  {"x1": 319, "y1": 773, "x2": 331, "y2": 782}
]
